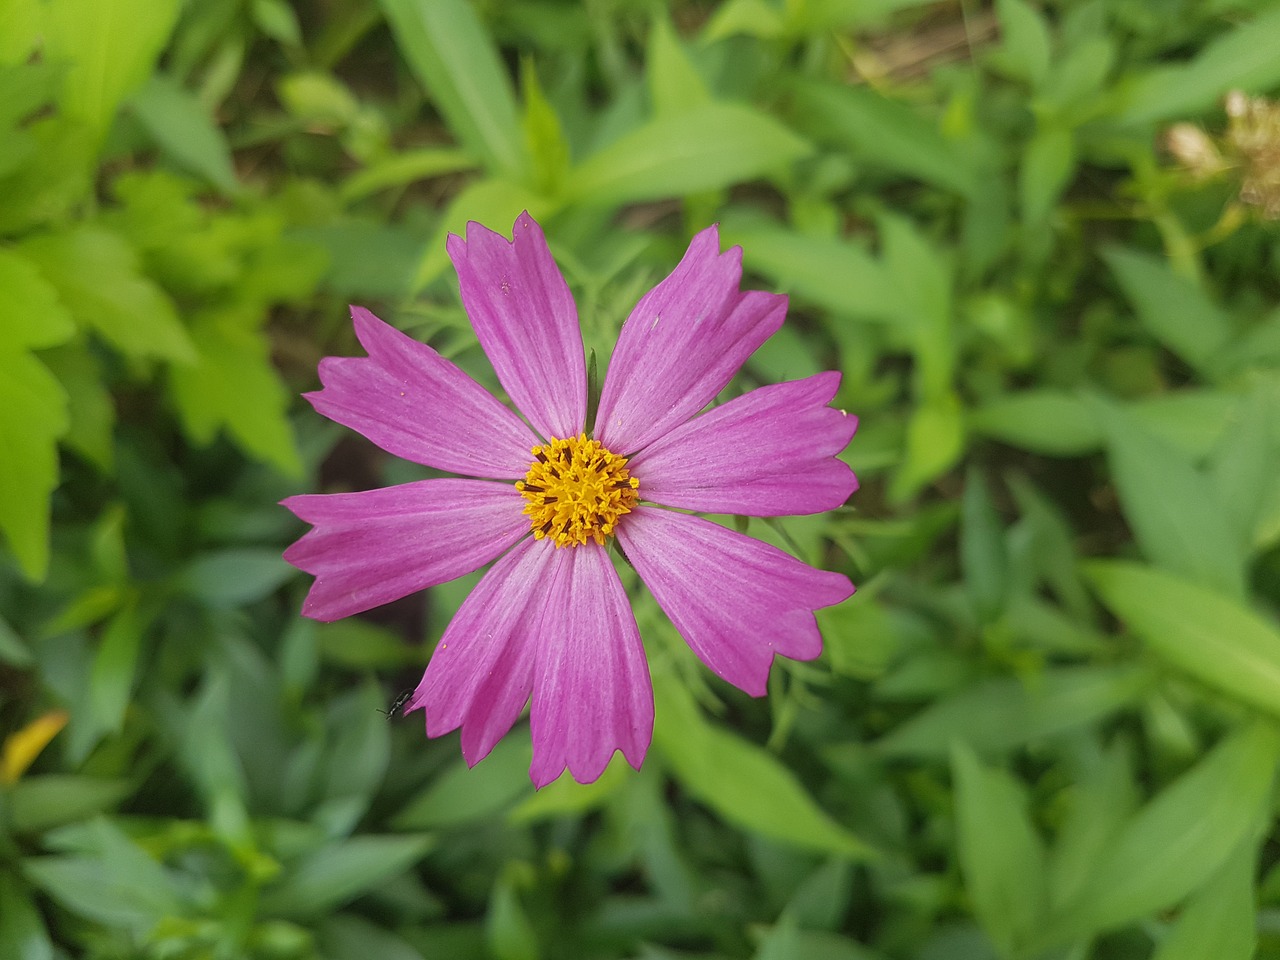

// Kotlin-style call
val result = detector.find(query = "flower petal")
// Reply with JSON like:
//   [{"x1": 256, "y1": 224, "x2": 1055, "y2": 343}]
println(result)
[
  {"x1": 628, "y1": 372, "x2": 858, "y2": 516},
  {"x1": 594, "y1": 226, "x2": 787, "y2": 454},
  {"x1": 307, "y1": 306, "x2": 539, "y2": 479},
  {"x1": 447, "y1": 213, "x2": 587, "y2": 440},
  {"x1": 617, "y1": 507, "x2": 853, "y2": 696},
  {"x1": 283, "y1": 479, "x2": 529, "y2": 621},
  {"x1": 409, "y1": 536, "x2": 551, "y2": 766},
  {"x1": 528, "y1": 543, "x2": 653, "y2": 787}
]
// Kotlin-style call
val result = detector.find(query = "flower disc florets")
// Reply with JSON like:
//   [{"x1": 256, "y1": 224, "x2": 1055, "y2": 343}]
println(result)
[{"x1": 516, "y1": 434, "x2": 640, "y2": 548}]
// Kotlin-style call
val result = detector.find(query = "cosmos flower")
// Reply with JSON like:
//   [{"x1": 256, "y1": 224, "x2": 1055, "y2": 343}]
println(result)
[{"x1": 283, "y1": 213, "x2": 857, "y2": 787}]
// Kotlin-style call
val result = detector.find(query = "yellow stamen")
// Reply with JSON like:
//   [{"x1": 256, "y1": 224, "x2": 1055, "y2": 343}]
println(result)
[{"x1": 516, "y1": 434, "x2": 639, "y2": 548}]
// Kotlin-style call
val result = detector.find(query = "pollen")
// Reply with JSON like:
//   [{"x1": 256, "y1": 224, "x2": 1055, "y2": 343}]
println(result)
[{"x1": 516, "y1": 434, "x2": 640, "y2": 548}]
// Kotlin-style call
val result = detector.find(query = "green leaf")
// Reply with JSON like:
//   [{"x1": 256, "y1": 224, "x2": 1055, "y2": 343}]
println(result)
[
  {"x1": 0, "y1": 249, "x2": 74, "y2": 350},
  {"x1": 519, "y1": 57, "x2": 570, "y2": 196},
  {"x1": 788, "y1": 78, "x2": 977, "y2": 197},
  {"x1": 392, "y1": 735, "x2": 533, "y2": 829},
  {"x1": 0, "y1": 0, "x2": 41, "y2": 67},
  {"x1": 0, "y1": 349, "x2": 68, "y2": 580},
  {"x1": 1085, "y1": 561, "x2": 1280, "y2": 721},
  {"x1": 967, "y1": 390, "x2": 1101, "y2": 456},
  {"x1": 0, "y1": 871, "x2": 53, "y2": 960},
  {"x1": 1048, "y1": 742, "x2": 1137, "y2": 910},
  {"x1": 378, "y1": 0, "x2": 527, "y2": 179},
  {"x1": 877, "y1": 665, "x2": 1150, "y2": 758},
  {"x1": 992, "y1": 0, "x2": 1052, "y2": 88},
  {"x1": 169, "y1": 308, "x2": 301, "y2": 475},
  {"x1": 1103, "y1": 246, "x2": 1232, "y2": 376},
  {"x1": 41, "y1": 0, "x2": 181, "y2": 139},
  {"x1": 19, "y1": 227, "x2": 193, "y2": 363},
  {"x1": 647, "y1": 16, "x2": 711, "y2": 117},
  {"x1": 960, "y1": 467, "x2": 1008, "y2": 624},
  {"x1": 340, "y1": 147, "x2": 474, "y2": 202},
  {"x1": 1116, "y1": 7, "x2": 1280, "y2": 125},
  {"x1": 952, "y1": 743, "x2": 1047, "y2": 957},
  {"x1": 891, "y1": 391, "x2": 964, "y2": 503},
  {"x1": 176, "y1": 548, "x2": 295, "y2": 607},
  {"x1": 1209, "y1": 381, "x2": 1279, "y2": 553},
  {"x1": 1096, "y1": 401, "x2": 1245, "y2": 598},
  {"x1": 259, "y1": 834, "x2": 435, "y2": 917},
  {"x1": 1043, "y1": 722, "x2": 1279, "y2": 944},
  {"x1": 653, "y1": 675, "x2": 876, "y2": 860},
  {"x1": 1019, "y1": 124, "x2": 1075, "y2": 224},
  {"x1": 1151, "y1": 840, "x2": 1257, "y2": 960},
  {"x1": 8, "y1": 776, "x2": 133, "y2": 834},
  {"x1": 568, "y1": 102, "x2": 811, "y2": 205},
  {"x1": 39, "y1": 344, "x2": 115, "y2": 471},
  {"x1": 130, "y1": 74, "x2": 239, "y2": 195},
  {"x1": 88, "y1": 599, "x2": 148, "y2": 736}
]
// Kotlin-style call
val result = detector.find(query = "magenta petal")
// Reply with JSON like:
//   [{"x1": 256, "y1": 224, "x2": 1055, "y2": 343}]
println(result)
[
  {"x1": 307, "y1": 306, "x2": 539, "y2": 479},
  {"x1": 617, "y1": 507, "x2": 853, "y2": 696},
  {"x1": 629, "y1": 372, "x2": 858, "y2": 516},
  {"x1": 528, "y1": 543, "x2": 653, "y2": 787},
  {"x1": 283, "y1": 479, "x2": 529, "y2": 621},
  {"x1": 594, "y1": 226, "x2": 787, "y2": 454},
  {"x1": 410, "y1": 537, "x2": 552, "y2": 766},
  {"x1": 447, "y1": 213, "x2": 587, "y2": 439}
]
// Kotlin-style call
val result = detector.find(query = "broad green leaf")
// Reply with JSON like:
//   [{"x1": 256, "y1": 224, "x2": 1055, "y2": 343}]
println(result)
[
  {"x1": 788, "y1": 78, "x2": 977, "y2": 197},
  {"x1": 39, "y1": 344, "x2": 114, "y2": 471},
  {"x1": 510, "y1": 752, "x2": 628, "y2": 823},
  {"x1": 340, "y1": 147, "x2": 473, "y2": 202},
  {"x1": 1049, "y1": 742, "x2": 1137, "y2": 910},
  {"x1": 88, "y1": 599, "x2": 148, "y2": 736},
  {"x1": 19, "y1": 227, "x2": 193, "y2": 362},
  {"x1": 1152, "y1": 840, "x2": 1257, "y2": 960},
  {"x1": 1209, "y1": 381, "x2": 1279, "y2": 552},
  {"x1": 0, "y1": 871, "x2": 53, "y2": 960},
  {"x1": 130, "y1": 74, "x2": 238, "y2": 195},
  {"x1": 0, "y1": 249, "x2": 73, "y2": 349},
  {"x1": 568, "y1": 102, "x2": 811, "y2": 205},
  {"x1": 176, "y1": 549, "x2": 295, "y2": 607},
  {"x1": 654, "y1": 675, "x2": 875, "y2": 860},
  {"x1": 952, "y1": 744, "x2": 1047, "y2": 957},
  {"x1": 1097, "y1": 402, "x2": 1245, "y2": 598},
  {"x1": 1019, "y1": 125, "x2": 1075, "y2": 224},
  {"x1": 992, "y1": 0, "x2": 1051, "y2": 88},
  {"x1": 519, "y1": 58, "x2": 569, "y2": 196},
  {"x1": 0, "y1": 0, "x2": 40, "y2": 67},
  {"x1": 960, "y1": 468, "x2": 1008, "y2": 624},
  {"x1": 890, "y1": 391, "x2": 964, "y2": 503},
  {"x1": 487, "y1": 864, "x2": 538, "y2": 960},
  {"x1": 1086, "y1": 561, "x2": 1280, "y2": 720},
  {"x1": 378, "y1": 0, "x2": 527, "y2": 179},
  {"x1": 393, "y1": 735, "x2": 533, "y2": 829},
  {"x1": 0, "y1": 349, "x2": 68, "y2": 580},
  {"x1": 259, "y1": 834, "x2": 435, "y2": 917},
  {"x1": 320, "y1": 915, "x2": 428, "y2": 960},
  {"x1": 1116, "y1": 7, "x2": 1280, "y2": 125},
  {"x1": 42, "y1": 0, "x2": 181, "y2": 139},
  {"x1": 877, "y1": 666, "x2": 1150, "y2": 758},
  {"x1": 648, "y1": 16, "x2": 711, "y2": 117},
  {"x1": 967, "y1": 390, "x2": 1101, "y2": 456},
  {"x1": 1043, "y1": 722, "x2": 1279, "y2": 943},
  {"x1": 169, "y1": 309, "x2": 301, "y2": 475},
  {"x1": 725, "y1": 222, "x2": 899, "y2": 321},
  {"x1": 1103, "y1": 246, "x2": 1231, "y2": 375},
  {"x1": 704, "y1": 0, "x2": 787, "y2": 41},
  {"x1": 8, "y1": 775, "x2": 132, "y2": 834},
  {"x1": 881, "y1": 213, "x2": 952, "y2": 393}
]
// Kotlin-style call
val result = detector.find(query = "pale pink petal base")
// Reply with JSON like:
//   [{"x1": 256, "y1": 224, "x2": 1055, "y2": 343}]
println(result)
[
  {"x1": 308, "y1": 307, "x2": 539, "y2": 479},
  {"x1": 628, "y1": 372, "x2": 859, "y2": 516},
  {"x1": 594, "y1": 226, "x2": 788, "y2": 454},
  {"x1": 447, "y1": 213, "x2": 587, "y2": 439},
  {"x1": 528, "y1": 543, "x2": 653, "y2": 787},
  {"x1": 617, "y1": 507, "x2": 854, "y2": 696},
  {"x1": 283, "y1": 479, "x2": 529, "y2": 621}
]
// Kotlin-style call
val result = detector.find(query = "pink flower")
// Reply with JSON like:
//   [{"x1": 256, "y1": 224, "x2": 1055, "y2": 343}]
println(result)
[{"x1": 283, "y1": 213, "x2": 857, "y2": 787}]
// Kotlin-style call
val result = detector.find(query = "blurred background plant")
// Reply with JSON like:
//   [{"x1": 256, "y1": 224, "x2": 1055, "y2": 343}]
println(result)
[{"x1": 3, "y1": 0, "x2": 1280, "y2": 958}]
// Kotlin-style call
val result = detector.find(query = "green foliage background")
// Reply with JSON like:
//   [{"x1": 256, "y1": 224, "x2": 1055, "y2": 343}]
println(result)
[{"x1": 3, "y1": 0, "x2": 1280, "y2": 957}]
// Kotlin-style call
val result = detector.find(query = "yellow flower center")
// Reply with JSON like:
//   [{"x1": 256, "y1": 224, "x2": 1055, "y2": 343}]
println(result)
[{"x1": 515, "y1": 434, "x2": 640, "y2": 548}]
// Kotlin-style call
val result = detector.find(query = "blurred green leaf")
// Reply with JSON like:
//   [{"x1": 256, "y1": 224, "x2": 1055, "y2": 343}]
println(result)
[
  {"x1": 1049, "y1": 742, "x2": 1137, "y2": 910},
  {"x1": 487, "y1": 864, "x2": 539, "y2": 960},
  {"x1": 1151, "y1": 840, "x2": 1257, "y2": 960},
  {"x1": 0, "y1": 871, "x2": 53, "y2": 960},
  {"x1": 88, "y1": 599, "x2": 148, "y2": 736},
  {"x1": 393, "y1": 735, "x2": 532, "y2": 829},
  {"x1": 878, "y1": 666, "x2": 1151, "y2": 758},
  {"x1": 1116, "y1": 7, "x2": 1280, "y2": 125},
  {"x1": 654, "y1": 675, "x2": 876, "y2": 860},
  {"x1": 42, "y1": 0, "x2": 180, "y2": 140},
  {"x1": 130, "y1": 73, "x2": 238, "y2": 195},
  {"x1": 0, "y1": 348, "x2": 68, "y2": 580},
  {"x1": 1019, "y1": 125, "x2": 1075, "y2": 224},
  {"x1": 788, "y1": 78, "x2": 977, "y2": 196},
  {"x1": 952, "y1": 743, "x2": 1047, "y2": 958},
  {"x1": 19, "y1": 226, "x2": 194, "y2": 363},
  {"x1": 960, "y1": 468, "x2": 1008, "y2": 624},
  {"x1": 378, "y1": 0, "x2": 527, "y2": 179},
  {"x1": 992, "y1": 0, "x2": 1051, "y2": 88},
  {"x1": 1097, "y1": 401, "x2": 1245, "y2": 598},
  {"x1": 259, "y1": 834, "x2": 435, "y2": 917},
  {"x1": 320, "y1": 915, "x2": 427, "y2": 960},
  {"x1": 569, "y1": 102, "x2": 810, "y2": 205},
  {"x1": 1043, "y1": 722, "x2": 1279, "y2": 944},
  {"x1": 891, "y1": 391, "x2": 964, "y2": 503},
  {"x1": 0, "y1": 248, "x2": 74, "y2": 350},
  {"x1": 1103, "y1": 246, "x2": 1232, "y2": 376},
  {"x1": 648, "y1": 17, "x2": 711, "y2": 117},
  {"x1": 177, "y1": 548, "x2": 295, "y2": 607},
  {"x1": 8, "y1": 776, "x2": 133, "y2": 834},
  {"x1": 1086, "y1": 561, "x2": 1280, "y2": 720},
  {"x1": 967, "y1": 391, "x2": 1101, "y2": 456},
  {"x1": 1208, "y1": 381, "x2": 1279, "y2": 553}
]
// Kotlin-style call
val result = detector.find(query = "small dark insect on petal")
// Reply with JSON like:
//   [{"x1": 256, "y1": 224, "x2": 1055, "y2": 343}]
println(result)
[{"x1": 377, "y1": 689, "x2": 412, "y2": 720}]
